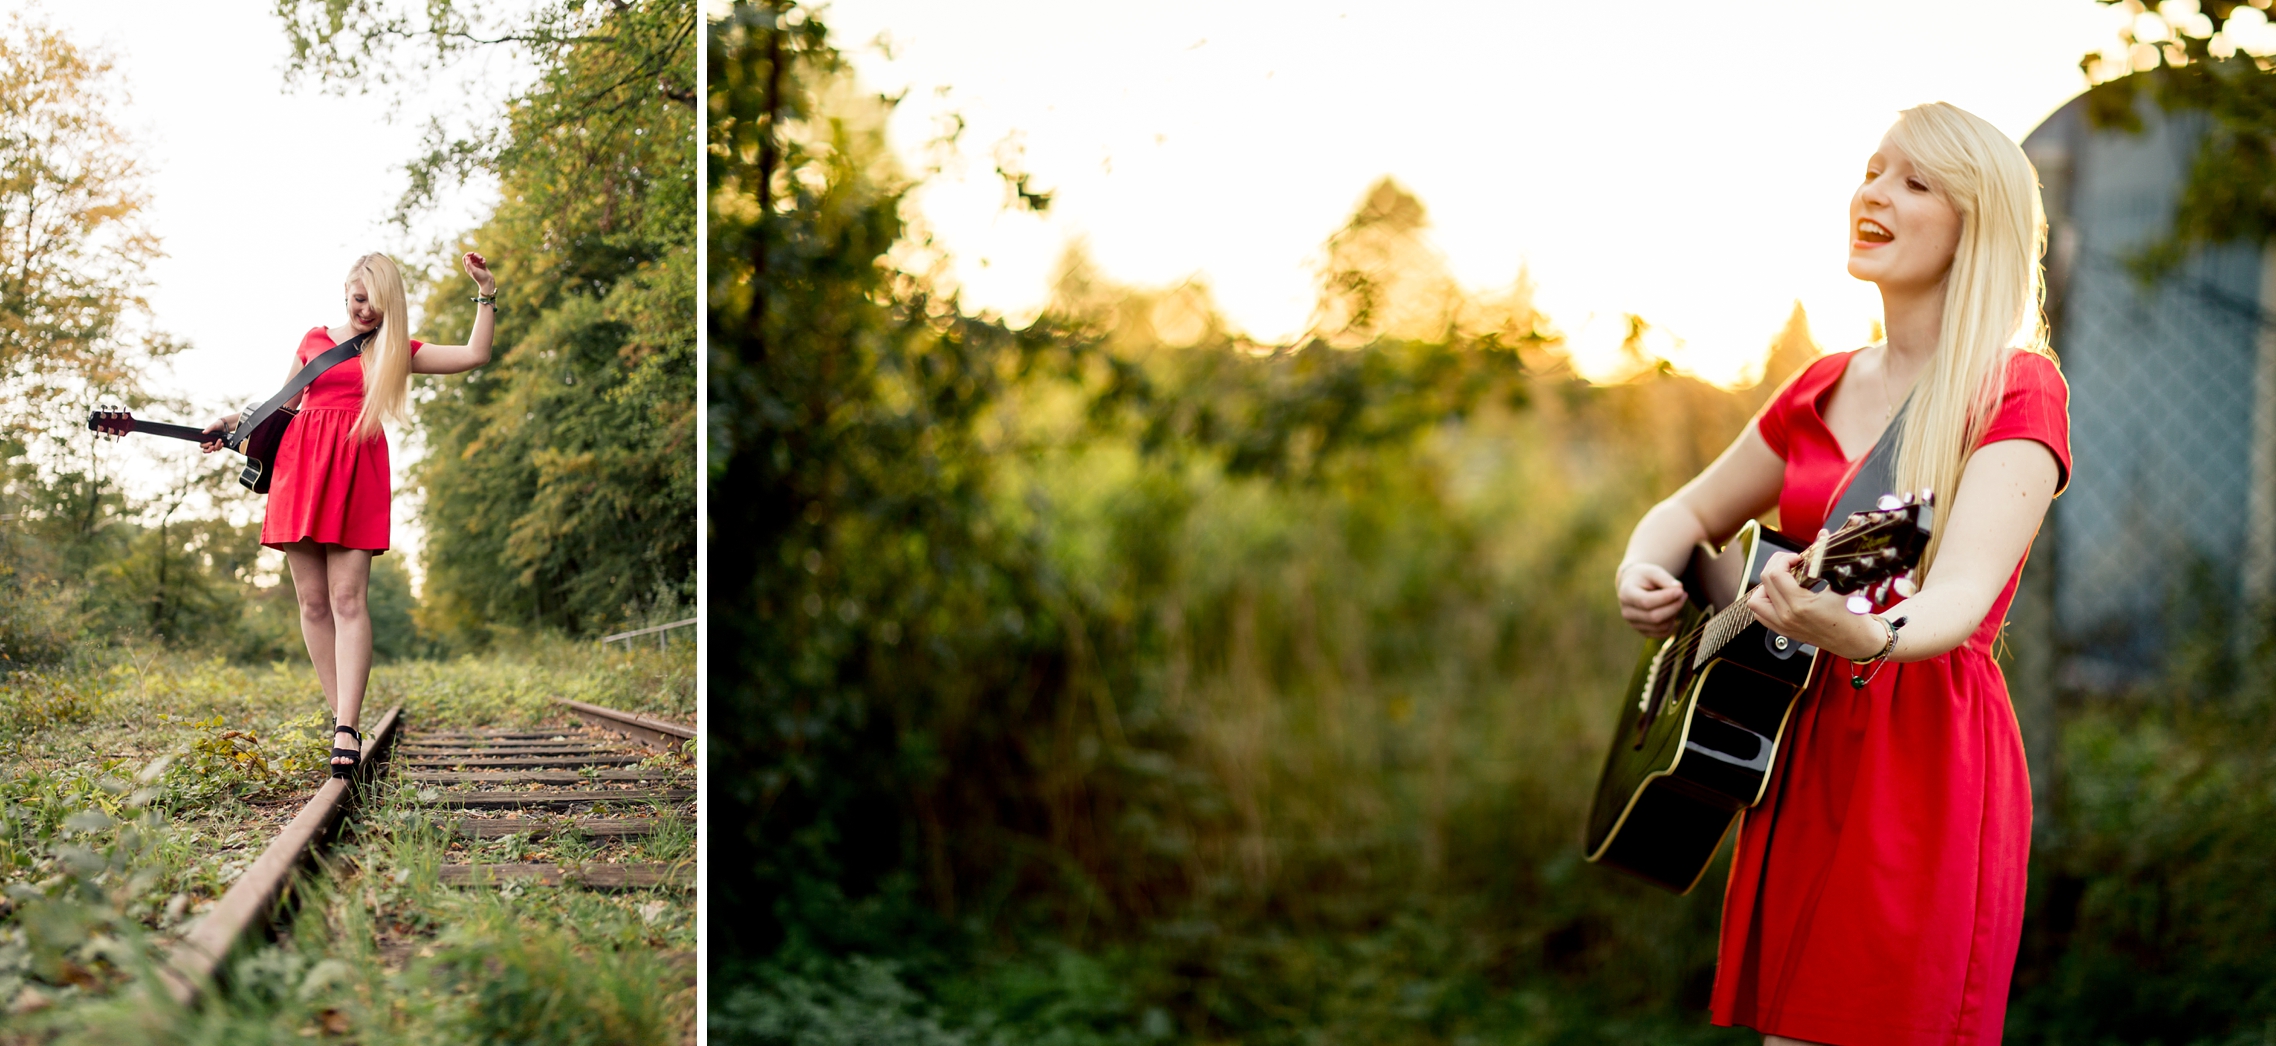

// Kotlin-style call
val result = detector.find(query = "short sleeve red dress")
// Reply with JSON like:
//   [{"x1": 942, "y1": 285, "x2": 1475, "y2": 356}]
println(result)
[
  {"x1": 1711, "y1": 347, "x2": 2071, "y2": 1046},
  {"x1": 258, "y1": 326, "x2": 422, "y2": 554}
]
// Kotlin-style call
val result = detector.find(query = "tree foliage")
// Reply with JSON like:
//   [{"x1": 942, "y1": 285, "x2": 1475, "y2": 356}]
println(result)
[
  {"x1": 274, "y1": 0, "x2": 698, "y2": 224},
  {"x1": 276, "y1": 0, "x2": 698, "y2": 641},
  {"x1": 2081, "y1": 0, "x2": 2276, "y2": 274},
  {"x1": 0, "y1": 12, "x2": 167, "y2": 425},
  {"x1": 0, "y1": 14, "x2": 194, "y2": 663}
]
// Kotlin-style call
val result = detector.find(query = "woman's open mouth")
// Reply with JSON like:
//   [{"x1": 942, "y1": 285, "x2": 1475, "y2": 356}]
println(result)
[{"x1": 1856, "y1": 218, "x2": 1894, "y2": 244}]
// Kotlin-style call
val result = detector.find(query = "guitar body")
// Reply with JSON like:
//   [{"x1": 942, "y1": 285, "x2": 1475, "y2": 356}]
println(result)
[
  {"x1": 1583, "y1": 496, "x2": 1935, "y2": 895},
  {"x1": 1583, "y1": 521, "x2": 1822, "y2": 893},
  {"x1": 233, "y1": 405, "x2": 294, "y2": 494}
]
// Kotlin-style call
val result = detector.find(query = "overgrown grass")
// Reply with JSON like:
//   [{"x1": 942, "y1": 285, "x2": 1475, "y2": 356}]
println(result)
[{"x1": 0, "y1": 634, "x2": 695, "y2": 1042}]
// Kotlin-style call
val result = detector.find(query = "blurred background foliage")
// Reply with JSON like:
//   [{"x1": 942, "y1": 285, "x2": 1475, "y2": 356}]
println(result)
[
  {"x1": 710, "y1": 4, "x2": 2276, "y2": 1044},
  {"x1": 2082, "y1": 0, "x2": 2276, "y2": 276},
  {"x1": 0, "y1": 0, "x2": 695, "y2": 666}
]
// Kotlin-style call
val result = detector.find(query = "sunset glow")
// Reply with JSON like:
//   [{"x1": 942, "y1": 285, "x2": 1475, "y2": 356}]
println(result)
[{"x1": 825, "y1": 0, "x2": 2122, "y2": 385}]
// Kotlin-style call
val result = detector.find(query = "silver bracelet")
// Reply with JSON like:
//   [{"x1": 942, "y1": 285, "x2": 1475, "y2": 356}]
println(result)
[{"x1": 1848, "y1": 614, "x2": 1906, "y2": 689}]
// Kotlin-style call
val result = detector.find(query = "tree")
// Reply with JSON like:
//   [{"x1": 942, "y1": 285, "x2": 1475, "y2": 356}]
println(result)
[
  {"x1": 274, "y1": 0, "x2": 698, "y2": 639},
  {"x1": 0, "y1": 13, "x2": 171, "y2": 662},
  {"x1": 707, "y1": 0, "x2": 1046, "y2": 956},
  {"x1": 0, "y1": 13, "x2": 165, "y2": 427}
]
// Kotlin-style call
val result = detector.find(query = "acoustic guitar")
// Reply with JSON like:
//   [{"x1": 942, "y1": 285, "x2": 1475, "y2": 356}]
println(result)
[
  {"x1": 86, "y1": 402, "x2": 295, "y2": 493},
  {"x1": 1583, "y1": 494, "x2": 1934, "y2": 893}
]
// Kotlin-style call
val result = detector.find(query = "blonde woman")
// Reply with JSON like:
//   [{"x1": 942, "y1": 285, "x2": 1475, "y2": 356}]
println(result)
[
  {"x1": 203, "y1": 251, "x2": 498, "y2": 777},
  {"x1": 1615, "y1": 103, "x2": 2069, "y2": 1044}
]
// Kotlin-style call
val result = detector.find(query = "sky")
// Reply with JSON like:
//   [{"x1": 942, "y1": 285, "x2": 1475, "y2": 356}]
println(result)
[
  {"x1": 820, "y1": 0, "x2": 2127, "y2": 385},
  {"x1": 36, "y1": 0, "x2": 525, "y2": 567}
]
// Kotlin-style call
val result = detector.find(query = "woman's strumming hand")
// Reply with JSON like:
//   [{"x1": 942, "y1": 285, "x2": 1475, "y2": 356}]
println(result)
[
  {"x1": 199, "y1": 413, "x2": 240, "y2": 453},
  {"x1": 1746, "y1": 547, "x2": 1886, "y2": 661},
  {"x1": 1617, "y1": 562, "x2": 1688, "y2": 639},
  {"x1": 462, "y1": 251, "x2": 496, "y2": 296}
]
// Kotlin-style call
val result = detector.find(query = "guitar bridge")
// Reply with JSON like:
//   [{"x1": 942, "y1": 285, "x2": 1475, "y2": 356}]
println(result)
[{"x1": 1638, "y1": 636, "x2": 1670, "y2": 715}]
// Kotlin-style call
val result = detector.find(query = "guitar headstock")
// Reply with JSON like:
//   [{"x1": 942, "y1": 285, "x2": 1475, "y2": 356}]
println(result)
[
  {"x1": 86, "y1": 403, "x2": 135, "y2": 439},
  {"x1": 1796, "y1": 490, "x2": 1936, "y2": 612}
]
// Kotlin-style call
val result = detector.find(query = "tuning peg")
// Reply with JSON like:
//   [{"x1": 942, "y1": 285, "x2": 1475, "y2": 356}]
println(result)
[
  {"x1": 1894, "y1": 577, "x2": 1916, "y2": 598},
  {"x1": 1877, "y1": 494, "x2": 1900, "y2": 510},
  {"x1": 1846, "y1": 593, "x2": 1872, "y2": 614}
]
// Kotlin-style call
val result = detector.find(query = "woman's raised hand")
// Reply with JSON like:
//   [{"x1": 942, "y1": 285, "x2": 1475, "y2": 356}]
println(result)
[
  {"x1": 462, "y1": 251, "x2": 497, "y2": 295},
  {"x1": 1617, "y1": 562, "x2": 1688, "y2": 638}
]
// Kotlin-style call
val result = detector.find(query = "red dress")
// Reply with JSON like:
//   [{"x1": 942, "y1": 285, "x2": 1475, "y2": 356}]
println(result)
[
  {"x1": 259, "y1": 326, "x2": 422, "y2": 554},
  {"x1": 1711, "y1": 348, "x2": 2071, "y2": 1045}
]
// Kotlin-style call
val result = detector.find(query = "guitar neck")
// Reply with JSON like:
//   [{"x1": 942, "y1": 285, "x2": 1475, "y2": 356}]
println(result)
[
  {"x1": 1690, "y1": 542, "x2": 1817, "y2": 670},
  {"x1": 1692, "y1": 597, "x2": 1759, "y2": 670},
  {"x1": 123, "y1": 419, "x2": 214, "y2": 443}
]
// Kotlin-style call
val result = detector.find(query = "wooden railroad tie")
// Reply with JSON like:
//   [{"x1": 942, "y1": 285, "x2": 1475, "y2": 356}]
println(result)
[
  {"x1": 399, "y1": 754, "x2": 649, "y2": 769},
  {"x1": 438, "y1": 862, "x2": 693, "y2": 890},
  {"x1": 450, "y1": 816, "x2": 670, "y2": 840},
  {"x1": 422, "y1": 788, "x2": 693, "y2": 809},
  {"x1": 416, "y1": 732, "x2": 582, "y2": 741},
  {"x1": 403, "y1": 769, "x2": 673, "y2": 785}
]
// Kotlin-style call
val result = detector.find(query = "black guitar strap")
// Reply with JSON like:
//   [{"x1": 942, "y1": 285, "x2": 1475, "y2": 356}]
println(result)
[
  {"x1": 224, "y1": 330, "x2": 374, "y2": 449},
  {"x1": 1821, "y1": 386, "x2": 1914, "y2": 533}
]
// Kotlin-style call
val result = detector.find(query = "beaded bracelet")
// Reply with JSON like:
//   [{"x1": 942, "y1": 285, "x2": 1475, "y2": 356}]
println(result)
[{"x1": 1849, "y1": 614, "x2": 1907, "y2": 689}]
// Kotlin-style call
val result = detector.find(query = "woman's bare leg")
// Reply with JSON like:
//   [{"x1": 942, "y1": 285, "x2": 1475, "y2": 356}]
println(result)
[
  {"x1": 283, "y1": 542, "x2": 338, "y2": 709},
  {"x1": 325, "y1": 546, "x2": 375, "y2": 759}
]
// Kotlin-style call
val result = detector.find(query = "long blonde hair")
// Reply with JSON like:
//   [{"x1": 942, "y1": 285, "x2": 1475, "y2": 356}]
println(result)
[
  {"x1": 348, "y1": 252, "x2": 413, "y2": 442},
  {"x1": 1883, "y1": 102, "x2": 2054, "y2": 577}
]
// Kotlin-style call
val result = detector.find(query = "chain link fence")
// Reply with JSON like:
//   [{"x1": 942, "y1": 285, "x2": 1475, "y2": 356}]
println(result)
[{"x1": 2029, "y1": 96, "x2": 2273, "y2": 694}]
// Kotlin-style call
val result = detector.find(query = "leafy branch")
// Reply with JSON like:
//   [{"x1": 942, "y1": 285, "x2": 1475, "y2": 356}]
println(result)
[{"x1": 2081, "y1": 1, "x2": 2276, "y2": 277}]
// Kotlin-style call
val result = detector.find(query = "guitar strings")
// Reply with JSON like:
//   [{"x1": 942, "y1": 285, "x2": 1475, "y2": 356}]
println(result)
[{"x1": 1648, "y1": 517, "x2": 1919, "y2": 674}]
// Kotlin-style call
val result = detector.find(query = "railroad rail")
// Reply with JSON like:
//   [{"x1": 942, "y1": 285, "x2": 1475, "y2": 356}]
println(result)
[
  {"x1": 561, "y1": 697, "x2": 696, "y2": 751},
  {"x1": 160, "y1": 705, "x2": 404, "y2": 1004},
  {"x1": 157, "y1": 699, "x2": 695, "y2": 1007}
]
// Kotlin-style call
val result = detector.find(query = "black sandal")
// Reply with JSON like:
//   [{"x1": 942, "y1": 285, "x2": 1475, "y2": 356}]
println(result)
[{"x1": 331, "y1": 724, "x2": 362, "y2": 779}]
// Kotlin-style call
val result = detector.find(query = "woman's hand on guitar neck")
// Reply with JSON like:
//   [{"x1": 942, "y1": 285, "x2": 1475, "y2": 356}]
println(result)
[
  {"x1": 1617, "y1": 561, "x2": 1688, "y2": 639},
  {"x1": 1748, "y1": 548, "x2": 1888, "y2": 661},
  {"x1": 199, "y1": 413, "x2": 240, "y2": 453}
]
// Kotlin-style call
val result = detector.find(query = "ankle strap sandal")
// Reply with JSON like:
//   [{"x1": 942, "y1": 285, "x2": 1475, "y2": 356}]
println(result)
[{"x1": 331, "y1": 724, "x2": 362, "y2": 780}]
